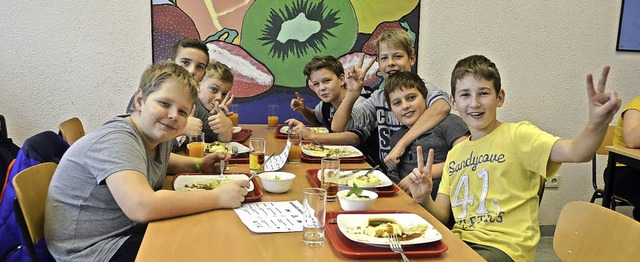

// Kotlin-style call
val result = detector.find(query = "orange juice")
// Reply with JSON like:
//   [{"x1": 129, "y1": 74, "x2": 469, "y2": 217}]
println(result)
[
  {"x1": 249, "y1": 152, "x2": 265, "y2": 173},
  {"x1": 267, "y1": 116, "x2": 278, "y2": 128},
  {"x1": 288, "y1": 145, "x2": 302, "y2": 163},
  {"x1": 188, "y1": 142, "x2": 205, "y2": 158},
  {"x1": 228, "y1": 113, "x2": 239, "y2": 126}
]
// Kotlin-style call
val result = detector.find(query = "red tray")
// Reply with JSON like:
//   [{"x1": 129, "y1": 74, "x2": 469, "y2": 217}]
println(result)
[
  {"x1": 229, "y1": 153, "x2": 249, "y2": 164},
  {"x1": 301, "y1": 153, "x2": 366, "y2": 163},
  {"x1": 274, "y1": 125, "x2": 288, "y2": 139},
  {"x1": 325, "y1": 210, "x2": 448, "y2": 259},
  {"x1": 172, "y1": 173, "x2": 263, "y2": 202},
  {"x1": 305, "y1": 169, "x2": 399, "y2": 197},
  {"x1": 231, "y1": 128, "x2": 252, "y2": 143}
]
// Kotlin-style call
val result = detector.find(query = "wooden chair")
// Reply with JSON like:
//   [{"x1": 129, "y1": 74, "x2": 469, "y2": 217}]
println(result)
[
  {"x1": 589, "y1": 125, "x2": 631, "y2": 208},
  {"x1": 553, "y1": 201, "x2": 640, "y2": 261},
  {"x1": 58, "y1": 117, "x2": 85, "y2": 145},
  {"x1": 538, "y1": 176, "x2": 546, "y2": 205},
  {"x1": 12, "y1": 162, "x2": 57, "y2": 261}
]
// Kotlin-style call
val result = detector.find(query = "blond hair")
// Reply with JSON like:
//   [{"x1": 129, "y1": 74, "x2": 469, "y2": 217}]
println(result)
[
  {"x1": 129, "y1": 62, "x2": 198, "y2": 112},
  {"x1": 375, "y1": 28, "x2": 415, "y2": 57},
  {"x1": 203, "y1": 60, "x2": 234, "y2": 84}
]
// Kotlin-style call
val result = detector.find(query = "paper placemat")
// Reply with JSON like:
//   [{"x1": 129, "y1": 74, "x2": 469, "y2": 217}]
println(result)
[
  {"x1": 233, "y1": 201, "x2": 304, "y2": 233},
  {"x1": 263, "y1": 140, "x2": 290, "y2": 172}
]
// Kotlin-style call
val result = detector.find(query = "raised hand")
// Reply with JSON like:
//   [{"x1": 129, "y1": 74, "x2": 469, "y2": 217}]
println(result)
[
  {"x1": 221, "y1": 91, "x2": 235, "y2": 108},
  {"x1": 208, "y1": 101, "x2": 233, "y2": 135},
  {"x1": 408, "y1": 146, "x2": 435, "y2": 203},
  {"x1": 586, "y1": 66, "x2": 621, "y2": 127},
  {"x1": 182, "y1": 105, "x2": 203, "y2": 136},
  {"x1": 344, "y1": 53, "x2": 376, "y2": 94},
  {"x1": 290, "y1": 92, "x2": 306, "y2": 112}
]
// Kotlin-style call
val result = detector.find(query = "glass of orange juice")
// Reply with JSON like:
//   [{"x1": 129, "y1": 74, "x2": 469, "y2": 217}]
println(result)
[
  {"x1": 249, "y1": 137, "x2": 266, "y2": 174},
  {"x1": 228, "y1": 104, "x2": 239, "y2": 126},
  {"x1": 287, "y1": 129, "x2": 302, "y2": 164},
  {"x1": 187, "y1": 132, "x2": 205, "y2": 158},
  {"x1": 267, "y1": 104, "x2": 279, "y2": 129}
]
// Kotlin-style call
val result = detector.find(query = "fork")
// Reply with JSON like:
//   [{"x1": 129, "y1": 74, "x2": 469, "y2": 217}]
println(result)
[
  {"x1": 389, "y1": 235, "x2": 410, "y2": 262},
  {"x1": 230, "y1": 144, "x2": 239, "y2": 157}
]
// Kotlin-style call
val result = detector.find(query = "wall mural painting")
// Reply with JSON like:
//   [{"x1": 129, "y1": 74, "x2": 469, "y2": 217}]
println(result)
[{"x1": 152, "y1": 0, "x2": 421, "y2": 123}]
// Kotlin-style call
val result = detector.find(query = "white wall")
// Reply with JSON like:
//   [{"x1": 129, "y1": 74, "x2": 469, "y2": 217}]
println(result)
[{"x1": 1, "y1": 1, "x2": 637, "y2": 224}]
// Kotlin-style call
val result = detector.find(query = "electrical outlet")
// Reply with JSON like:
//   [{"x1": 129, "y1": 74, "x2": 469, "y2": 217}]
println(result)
[{"x1": 545, "y1": 175, "x2": 560, "y2": 188}]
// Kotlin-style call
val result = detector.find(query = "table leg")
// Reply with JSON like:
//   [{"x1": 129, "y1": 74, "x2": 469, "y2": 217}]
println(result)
[{"x1": 603, "y1": 152, "x2": 616, "y2": 208}]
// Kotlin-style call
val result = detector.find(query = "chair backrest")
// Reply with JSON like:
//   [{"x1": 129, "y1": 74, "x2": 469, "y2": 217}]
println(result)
[
  {"x1": 591, "y1": 125, "x2": 615, "y2": 190},
  {"x1": 58, "y1": 117, "x2": 85, "y2": 145},
  {"x1": 537, "y1": 176, "x2": 546, "y2": 205},
  {"x1": 553, "y1": 201, "x2": 640, "y2": 261},
  {"x1": 12, "y1": 162, "x2": 57, "y2": 249},
  {"x1": 596, "y1": 125, "x2": 616, "y2": 155}
]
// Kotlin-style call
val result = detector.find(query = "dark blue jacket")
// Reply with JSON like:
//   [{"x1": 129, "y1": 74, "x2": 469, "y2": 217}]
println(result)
[{"x1": 0, "y1": 131, "x2": 69, "y2": 262}]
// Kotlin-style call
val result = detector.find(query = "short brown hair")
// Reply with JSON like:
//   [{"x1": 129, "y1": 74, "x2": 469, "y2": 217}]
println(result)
[
  {"x1": 375, "y1": 29, "x2": 414, "y2": 58},
  {"x1": 203, "y1": 61, "x2": 234, "y2": 84},
  {"x1": 170, "y1": 38, "x2": 209, "y2": 63},
  {"x1": 303, "y1": 55, "x2": 345, "y2": 79},
  {"x1": 384, "y1": 71, "x2": 428, "y2": 108},
  {"x1": 450, "y1": 55, "x2": 501, "y2": 95},
  {"x1": 131, "y1": 62, "x2": 198, "y2": 112}
]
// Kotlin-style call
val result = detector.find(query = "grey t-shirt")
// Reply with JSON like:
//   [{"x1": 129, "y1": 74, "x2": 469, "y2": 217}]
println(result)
[
  {"x1": 45, "y1": 117, "x2": 171, "y2": 261},
  {"x1": 349, "y1": 81, "x2": 451, "y2": 164},
  {"x1": 388, "y1": 114, "x2": 469, "y2": 198},
  {"x1": 313, "y1": 96, "x2": 367, "y2": 131}
]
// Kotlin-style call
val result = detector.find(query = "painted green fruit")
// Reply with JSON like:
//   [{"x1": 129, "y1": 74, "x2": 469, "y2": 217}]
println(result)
[{"x1": 241, "y1": 0, "x2": 357, "y2": 87}]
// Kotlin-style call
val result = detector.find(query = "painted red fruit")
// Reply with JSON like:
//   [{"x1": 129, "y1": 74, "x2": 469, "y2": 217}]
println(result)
[
  {"x1": 152, "y1": 4, "x2": 200, "y2": 62},
  {"x1": 207, "y1": 41, "x2": 274, "y2": 98}
]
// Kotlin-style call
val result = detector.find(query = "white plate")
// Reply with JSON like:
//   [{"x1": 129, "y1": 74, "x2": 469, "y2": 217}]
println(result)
[
  {"x1": 301, "y1": 145, "x2": 363, "y2": 158},
  {"x1": 174, "y1": 174, "x2": 254, "y2": 192},
  {"x1": 280, "y1": 126, "x2": 328, "y2": 134},
  {"x1": 205, "y1": 142, "x2": 250, "y2": 154},
  {"x1": 233, "y1": 127, "x2": 242, "y2": 133},
  {"x1": 317, "y1": 170, "x2": 392, "y2": 189},
  {"x1": 337, "y1": 213, "x2": 442, "y2": 247}
]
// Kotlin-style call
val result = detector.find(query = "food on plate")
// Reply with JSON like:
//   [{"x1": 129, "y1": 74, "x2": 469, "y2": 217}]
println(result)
[
  {"x1": 184, "y1": 178, "x2": 235, "y2": 190},
  {"x1": 357, "y1": 217, "x2": 429, "y2": 240},
  {"x1": 343, "y1": 173, "x2": 381, "y2": 187},
  {"x1": 302, "y1": 144, "x2": 359, "y2": 157},
  {"x1": 280, "y1": 126, "x2": 328, "y2": 134},
  {"x1": 206, "y1": 141, "x2": 228, "y2": 154}
]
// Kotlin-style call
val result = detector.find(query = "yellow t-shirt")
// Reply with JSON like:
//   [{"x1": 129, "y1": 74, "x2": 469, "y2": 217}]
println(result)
[
  {"x1": 439, "y1": 121, "x2": 561, "y2": 262},
  {"x1": 614, "y1": 96, "x2": 640, "y2": 147}
]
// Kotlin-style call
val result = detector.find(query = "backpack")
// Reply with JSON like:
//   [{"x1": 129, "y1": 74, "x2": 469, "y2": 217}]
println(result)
[
  {"x1": 0, "y1": 115, "x2": 20, "y2": 203},
  {"x1": 0, "y1": 131, "x2": 69, "y2": 262}
]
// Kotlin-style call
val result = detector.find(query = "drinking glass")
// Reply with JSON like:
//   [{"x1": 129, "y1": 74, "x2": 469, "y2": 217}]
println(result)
[
  {"x1": 228, "y1": 104, "x2": 239, "y2": 126},
  {"x1": 287, "y1": 129, "x2": 302, "y2": 164},
  {"x1": 187, "y1": 132, "x2": 205, "y2": 158},
  {"x1": 302, "y1": 188, "x2": 327, "y2": 246},
  {"x1": 249, "y1": 137, "x2": 266, "y2": 174},
  {"x1": 267, "y1": 104, "x2": 279, "y2": 129},
  {"x1": 320, "y1": 157, "x2": 340, "y2": 201}
]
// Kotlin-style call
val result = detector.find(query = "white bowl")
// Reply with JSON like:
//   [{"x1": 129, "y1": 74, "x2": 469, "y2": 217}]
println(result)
[
  {"x1": 337, "y1": 189, "x2": 378, "y2": 211},
  {"x1": 259, "y1": 172, "x2": 296, "y2": 193}
]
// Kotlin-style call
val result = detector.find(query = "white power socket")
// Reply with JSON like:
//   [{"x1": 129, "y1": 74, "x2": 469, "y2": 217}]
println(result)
[{"x1": 545, "y1": 175, "x2": 560, "y2": 188}]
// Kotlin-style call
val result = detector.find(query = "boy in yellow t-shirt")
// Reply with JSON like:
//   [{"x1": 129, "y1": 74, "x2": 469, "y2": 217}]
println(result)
[
  {"x1": 407, "y1": 55, "x2": 620, "y2": 262},
  {"x1": 607, "y1": 96, "x2": 640, "y2": 220}
]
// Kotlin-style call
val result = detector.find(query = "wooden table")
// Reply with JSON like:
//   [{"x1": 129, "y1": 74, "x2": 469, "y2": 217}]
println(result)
[
  {"x1": 603, "y1": 145, "x2": 640, "y2": 208},
  {"x1": 138, "y1": 125, "x2": 483, "y2": 261}
]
